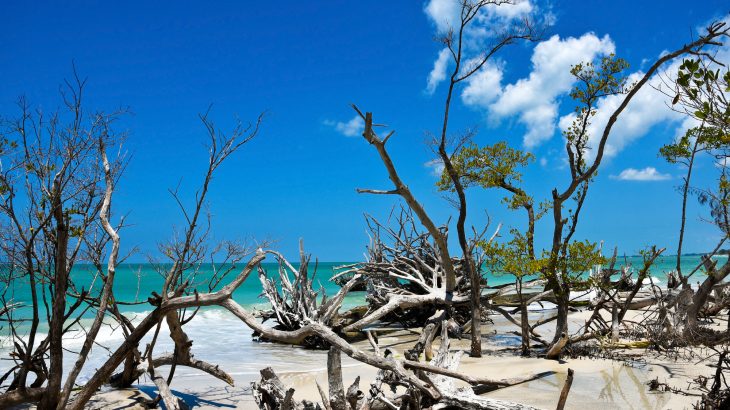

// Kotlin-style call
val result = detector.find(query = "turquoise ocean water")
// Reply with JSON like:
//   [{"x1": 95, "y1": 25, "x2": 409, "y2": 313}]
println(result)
[
  {"x1": 1, "y1": 254, "x2": 721, "y2": 327},
  {"x1": 0, "y1": 254, "x2": 724, "y2": 386}
]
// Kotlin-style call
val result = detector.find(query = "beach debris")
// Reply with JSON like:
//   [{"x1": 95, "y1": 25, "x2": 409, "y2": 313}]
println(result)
[
  {"x1": 555, "y1": 368, "x2": 574, "y2": 410},
  {"x1": 252, "y1": 367, "x2": 320, "y2": 410},
  {"x1": 255, "y1": 241, "x2": 364, "y2": 349}
]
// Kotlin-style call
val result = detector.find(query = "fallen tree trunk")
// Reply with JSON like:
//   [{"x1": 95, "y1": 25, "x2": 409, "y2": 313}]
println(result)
[
  {"x1": 224, "y1": 299, "x2": 553, "y2": 408},
  {"x1": 428, "y1": 324, "x2": 542, "y2": 410},
  {"x1": 556, "y1": 368, "x2": 574, "y2": 410},
  {"x1": 149, "y1": 365, "x2": 187, "y2": 410},
  {"x1": 252, "y1": 367, "x2": 303, "y2": 410}
]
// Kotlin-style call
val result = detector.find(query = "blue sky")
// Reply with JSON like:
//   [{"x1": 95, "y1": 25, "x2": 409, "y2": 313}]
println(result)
[{"x1": 1, "y1": 1, "x2": 728, "y2": 261}]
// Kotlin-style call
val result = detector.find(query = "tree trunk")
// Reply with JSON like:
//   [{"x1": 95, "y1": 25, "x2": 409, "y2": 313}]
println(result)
[
  {"x1": 552, "y1": 291, "x2": 569, "y2": 345},
  {"x1": 520, "y1": 299, "x2": 530, "y2": 356},
  {"x1": 469, "y1": 267, "x2": 482, "y2": 357},
  {"x1": 41, "y1": 202, "x2": 70, "y2": 410},
  {"x1": 327, "y1": 347, "x2": 346, "y2": 410},
  {"x1": 611, "y1": 305, "x2": 619, "y2": 343}
]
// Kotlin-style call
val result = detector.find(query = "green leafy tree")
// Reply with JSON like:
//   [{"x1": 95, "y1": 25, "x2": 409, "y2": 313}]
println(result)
[
  {"x1": 659, "y1": 53, "x2": 730, "y2": 287},
  {"x1": 482, "y1": 231, "x2": 546, "y2": 355},
  {"x1": 438, "y1": 54, "x2": 626, "y2": 356},
  {"x1": 437, "y1": 27, "x2": 730, "y2": 354},
  {"x1": 660, "y1": 126, "x2": 727, "y2": 283}
]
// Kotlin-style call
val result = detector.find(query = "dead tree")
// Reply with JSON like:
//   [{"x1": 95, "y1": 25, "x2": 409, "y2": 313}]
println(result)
[
  {"x1": 101, "y1": 109, "x2": 264, "y2": 408},
  {"x1": 567, "y1": 247, "x2": 665, "y2": 347},
  {"x1": 252, "y1": 367, "x2": 317, "y2": 410},
  {"x1": 0, "y1": 72, "x2": 128, "y2": 409},
  {"x1": 428, "y1": 0, "x2": 540, "y2": 359},
  {"x1": 539, "y1": 21, "x2": 730, "y2": 357},
  {"x1": 347, "y1": 105, "x2": 505, "y2": 343},
  {"x1": 353, "y1": 105, "x2": 459, "y2": 302},
  {"x1": 256, "y1": 242, "x2": 364, "y2": 348},
  {"x1": 334, "y1": 210, "x2": 496, "y2": 335},
  {"x1": 0, "y1": 75, "x2": 268, "y2": 409}
]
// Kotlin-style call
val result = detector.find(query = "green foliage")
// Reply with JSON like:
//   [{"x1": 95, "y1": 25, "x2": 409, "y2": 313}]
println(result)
[
  {"x1": 695, "y1": 171, "x2": 730, "y2": 237},
  {"x1": 675, "y1": 58, "x2": 730, "y2": 127},
  {"x1": 481, "y1": 229, "x2": 545, "y2": 279},
  {"x1": 563, "y1": 55, "x2": 630, "y2": 169},
  {"x1": 660, "y1": 126, "x2": 728, "y2": 165},
  {"x1": 667, "y1": 58, "x2": 730, "y2": 238},
  {"x1": 659, "y1": 130, "x2": 694, "y2": 164},
  {"x1": 438, "y1": 141, "x2": 534, "y2": 209},
  {"x1": 483, "y1": 235, "x2": 604, "y2": 284},
  {"x1": 569, "y1": 54, "x2": 630, "y2": 105},
  {"x1": 553, "y1": 240, "x2": 606, "y2": 279}
]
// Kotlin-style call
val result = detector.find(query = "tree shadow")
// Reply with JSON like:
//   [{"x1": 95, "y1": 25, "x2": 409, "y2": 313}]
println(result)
[{"x1": 137, "y1": 385, "x2": 249, "y2": 409}]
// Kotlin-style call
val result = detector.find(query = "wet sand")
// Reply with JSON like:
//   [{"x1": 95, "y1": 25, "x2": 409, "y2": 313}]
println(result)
[{"x1": 104, "y1": 306, "x2": 710, "y2": 409}]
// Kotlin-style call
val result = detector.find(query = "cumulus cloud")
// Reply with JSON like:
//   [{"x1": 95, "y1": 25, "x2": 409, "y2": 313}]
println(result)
[
  {"x1": 324, "y1": 116, "x2": 364, "y2": 137},
  {"x1": 424, "y1": 0, "x2": 535, "y2": 93},
  {"x1": 424, "y1": 0, "x2": 534, "y2": 33},
  {"x1": 461, "y1": 61, "x2": 504, "y2": 107},
  {"x1": 426, "y1": 48, "x2": 452, "y2": 94},
  {"x1": 424, "y1": 0, "x2": 462, "y2": 33},
  {"x1": 611, "y1": 167, "x2": 671, "y2": 181},
  {"x1": 558, "y1": 22, "x2": 730, "y2": 160},
  {"x1": 425, "y1": 159, "x2": 445, "y2": 177},
  {"x1": 486, "y1": 33, "x2": 615, "y2": 148},
  {"x1": 455, "y1": 28, "x2": 691, "y2": 155}
]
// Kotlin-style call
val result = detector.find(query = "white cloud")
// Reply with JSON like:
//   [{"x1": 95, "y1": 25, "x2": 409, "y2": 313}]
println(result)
[
  {"x1": 425, "y1": 159, "x2": 445, "y2": 177},
  {"x1": 559, "y1": 70, "x2": 683, "y2": 160},
  {"x1": 485, "y1": 33, "x2": 615, "y2": 148},
  {"x1": 424, "y1": 0, "x2": 534, "y2": 33},
  {"x1": 324, "y1": 116, "x2": 364, "y2": 137},
  {"x1": 461, "y1": 61, "x2": 503, "y2": 107},
  {"x1": 611, "y1": 167, "x2": 671, "y2": 181},
  {"x1": 426, "y1": 48, "x2": 452, "y2": 94},
  {"x1": 469, "y1": 1, "x2": 536, "y2": 41},
  {"x1": 424, "y1": 0, "x2": 535, "y2": 94},
  {"x1": 485, "y1": 0, "x2": 533, "y2": 20},
  {"x1": 558, "y1": 22, "x2": 730, "y2": 160},
  {"x1": 424, "y1": 0, "x2": 461, "y2": 33}
]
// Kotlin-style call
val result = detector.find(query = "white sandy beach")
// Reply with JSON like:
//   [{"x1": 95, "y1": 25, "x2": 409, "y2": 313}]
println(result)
[{"x1": 87, "y1": 304, "x2": 711, "y2": 410}]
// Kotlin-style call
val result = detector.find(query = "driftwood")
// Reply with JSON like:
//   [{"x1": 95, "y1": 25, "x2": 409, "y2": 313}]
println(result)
[
  {"x1": 257, "y1": 242, "x2": 364, "y2": 348},
  {"x1": 428, "y1": 324, "x2": 542, "y2": 410},
  {"x1": 555, "y1": 368, "x2": 574, "y2": 410},
  {"x1": 252, "y1": 367, "x2": 318, "y2": 410},
  {"x1": 327, "y1": 347, "x2": 347, "y2": 410},
  {"x1": 149, "y1": 365, "x2": 188, "y2": 410},
  {"x1": 405, "y1": 310, "x2": 445, "y2": 362},
  {"x1": 223, "y1": 298, "x2": 556, "y2": 408},
  {"x1": 333, "y1": 210, "x2": 507, "y2": 343},
  {"x1": 345, "y1": 377, "x2": 364, "y2": 410},
  {"x1": 567, "y1": 247, "x2": 665, "y2": 347},
  {"x1": 546, "y1": 333, "x2": 568, "y2": 360}
]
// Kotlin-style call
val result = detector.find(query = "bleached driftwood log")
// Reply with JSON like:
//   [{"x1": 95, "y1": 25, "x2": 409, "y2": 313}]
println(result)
[
  {"x1": 257, "y1": 241, "x2": 364, "y2": 348},
  {"x1": 252, "y1": 367, "x2": 312, "y2": 410},
  {"x1": 555, "y1": 368, "x2": 574, "y2": 410},
  {"x1": 334, "y1": 211, "x2": 486, "y2": 334},
  {"x1": 428, "y1": 324, "x2": 542, "y2": 410}
]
